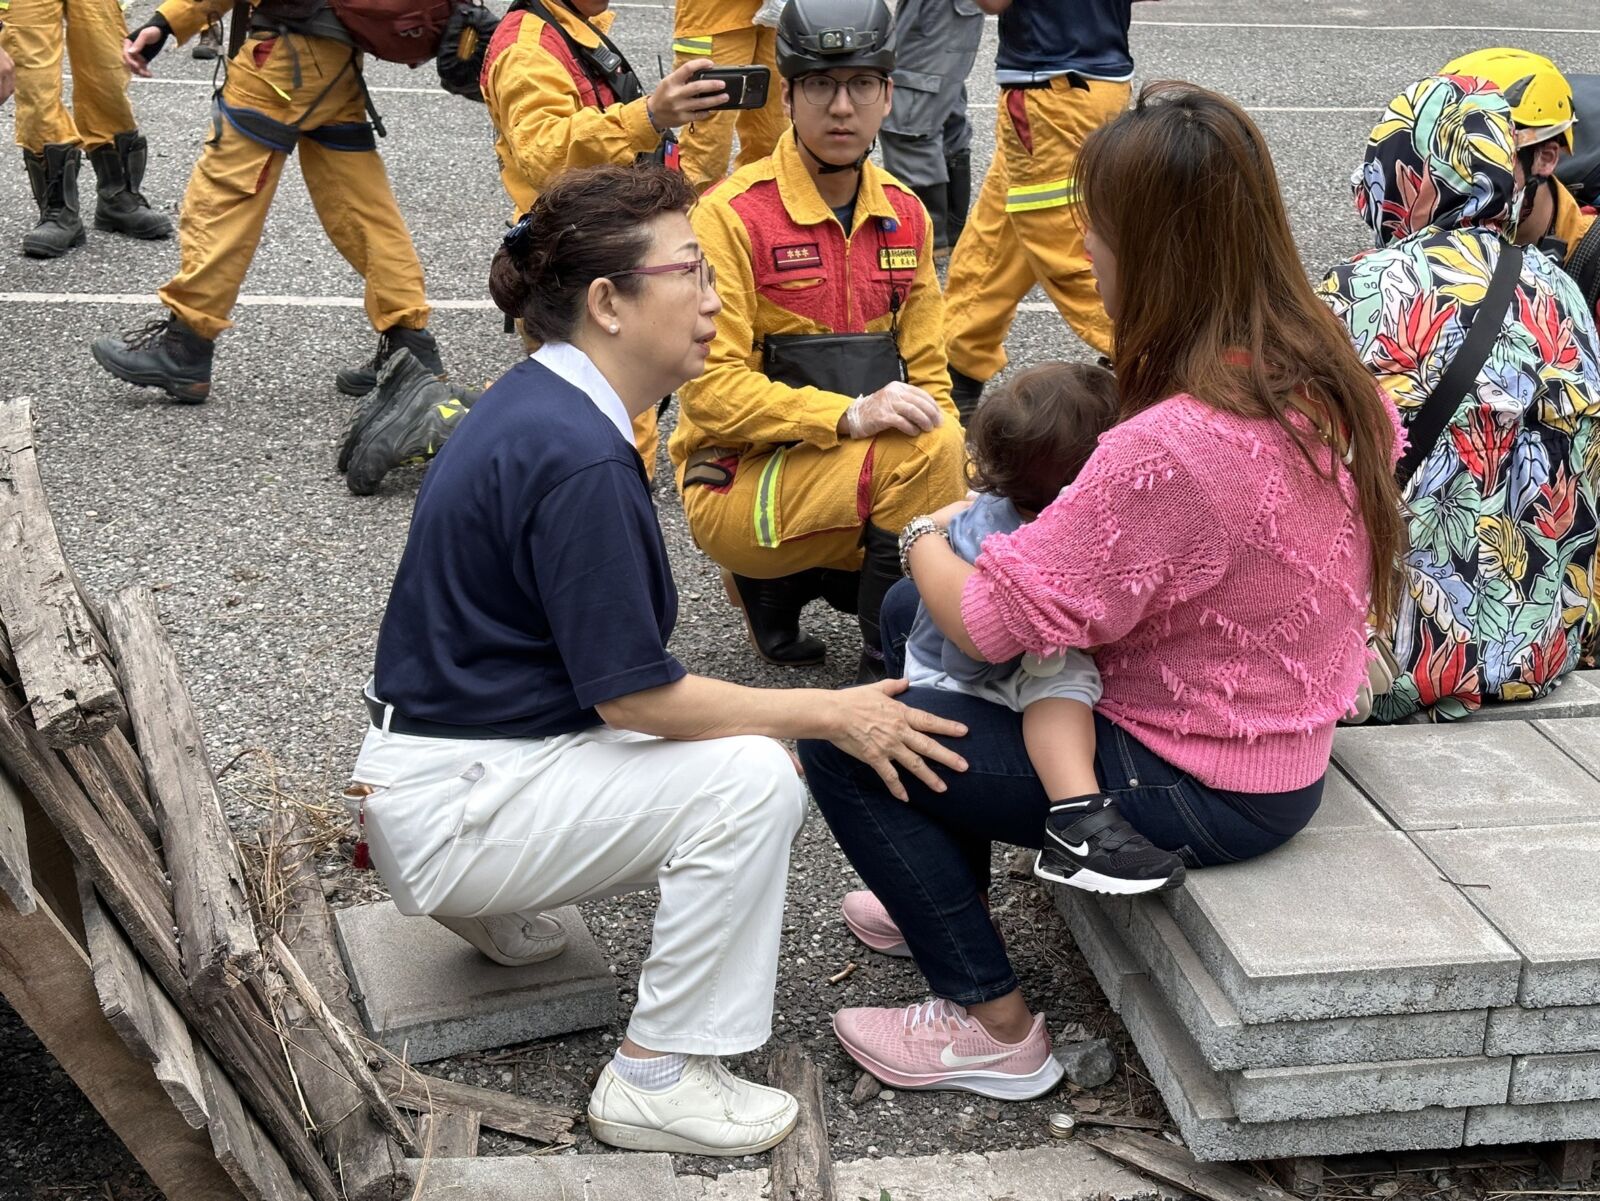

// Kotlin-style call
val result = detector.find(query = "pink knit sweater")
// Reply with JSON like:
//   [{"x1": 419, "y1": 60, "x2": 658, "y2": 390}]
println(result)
[{"x1": 961, "y1": 393, "x2": 1394, "y2": 793}]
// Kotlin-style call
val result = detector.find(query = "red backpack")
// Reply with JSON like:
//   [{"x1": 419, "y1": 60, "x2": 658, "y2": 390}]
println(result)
[{"x1": 331, "y1": 0, "x2": 456, "y2": 65}]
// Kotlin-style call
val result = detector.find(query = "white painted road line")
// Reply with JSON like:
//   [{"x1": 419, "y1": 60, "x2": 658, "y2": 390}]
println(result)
[
  {"x1": 1130, "y1": 21, "x2": 1600, "y2": 34},
  {"x1": 0, "y1": 290, "x2": 1061, "y2": 314}
]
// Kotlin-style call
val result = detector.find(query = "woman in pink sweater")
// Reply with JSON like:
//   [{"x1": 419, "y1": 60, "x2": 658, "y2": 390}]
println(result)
[{"x1": 797, "y1": 83, "x2": 1405, "y2": 1101}]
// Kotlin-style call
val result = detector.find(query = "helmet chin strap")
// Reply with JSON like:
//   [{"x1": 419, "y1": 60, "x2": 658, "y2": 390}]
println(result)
[{"x1": 788, "y1": 96, "x2": 871, "y2": 175}]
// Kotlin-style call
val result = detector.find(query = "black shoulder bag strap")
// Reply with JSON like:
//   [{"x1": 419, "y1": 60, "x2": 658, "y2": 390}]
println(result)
[
  {"x1": 1569, "y1": 221, "x2": 1600, "y2": 312},
  {"x1": 1395, "y1": 243, "x2": 1524, "y2": 489},
  {"x1": 516, "y1": 0, "x2": 646, "y2": 103}
]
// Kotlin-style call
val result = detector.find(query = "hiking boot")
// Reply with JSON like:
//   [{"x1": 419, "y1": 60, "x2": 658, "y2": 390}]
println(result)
[
  {"x1": 192, "y1": 25, "x2": 223, "y2": 58},
  {"x1": 841, "y1": 889, "x2": 910, "y2": 957},
  {"x1": 90, "y1": 314, "x2": 213, "y2": 404},
  {"x1": 722, "y1": 570, "x2": 826, "y2": 666},
  {"x1": 88, "y1": 132, "x2": 173, "y2": 241},
  {"x1": 343, "y1": 348, "x2": 468, "y2": 495},
  {"x1": 336, "y1": 325, "x2": 445, "y2": 397},
  {"x1": 855, "y1": 523, "x2": 901, "y2": 683},
  {"x1": 950, "y1": 367, "x2": 984, "y2": 423},
  {"x1": 945, "y1": 147, "x2": 972, "y2": 252},
  {"x1": 833, "y1": 999, "x2": 1064, "y2": 1100},
  {"x1": 1034, "y1": 795, "x2": 1186, "y2": 894},
  {"x1": 912, "y1": 183, "x2": 952, "y2": 259},
  {"x1": 431, "y1": 911, "x2": 567, "y2": 966},
  {"x1": 21, "y1": 145, "x2": 86, "y2": 259},
  {"x1": 588, "y1": 1056, "x2": 798, "y2": 1156}
]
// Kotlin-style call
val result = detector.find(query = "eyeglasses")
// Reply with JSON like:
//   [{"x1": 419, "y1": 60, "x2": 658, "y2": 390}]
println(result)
[
  {"x1": 797, "y1": 73, "x2": 888, "y2": 107},
  {"x1": 607, "y1": 256, "x2": 717, "y2": 292}
]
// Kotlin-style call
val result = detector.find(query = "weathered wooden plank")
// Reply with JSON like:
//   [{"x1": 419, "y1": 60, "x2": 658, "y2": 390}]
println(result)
[
  {"x1": 377, "y1": 1066, "x2": 575, "y2": 1146},
  {"x1": 268, "y1": 933, "x2": 420, "y2": 1157},
  {"x1": 0, "y1": 889, "x2": 245, "y2": 1200},
  {"x1": 0, "y1": 763, "x2": 35, "y2": 914},
  {"x1": 1084, "y1": 1130, "x2": 1293, "y2": 1201},
  {"x1": 77, "y1": 863, "x2": 160, "y2": 1063},
  {"x1": 93, "y1": 727, "x2": 160, "y2": 843},
  {"x1": 62, "y1": 742, "x2": 165, "y2": 885},
  {"x1": 767, "y1": 1044, "x2": 834, "y2": 1201},
  {"x1": 199, "y1": 1048, "x2": 311, "y2": 1201},
  {"x1": 145, "y1": 972, "x2": 211, "y2": 1130},
  {"x1": 271, "y1": 807, "x2": 412, "y2": 1201},
  {"x1": 0, "y1": 396, "x2": 125, "y2": 746},
  {"x1": 418, "y1": 1109, "x2": 480, "y2": 1159},
  {"x1": 103, "y1": 584, "x2": 260, "y2": 1003}
]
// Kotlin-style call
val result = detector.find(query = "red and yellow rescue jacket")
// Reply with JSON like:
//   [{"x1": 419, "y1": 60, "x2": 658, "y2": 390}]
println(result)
[
  {"x1": 670, "y1": 130, "x2": 954, "y2": 471},
  {"x1": 481, "y1": 3, "x2": 659, "y2": 217}
]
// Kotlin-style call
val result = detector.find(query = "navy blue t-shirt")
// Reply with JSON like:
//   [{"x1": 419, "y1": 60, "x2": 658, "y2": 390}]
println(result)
[
  {"x1": 372, "y1": 358, "x2": 685, "y2": 737},
  {"x1": 995, "y1": 0, "x2": 1132, "y2": 82}
]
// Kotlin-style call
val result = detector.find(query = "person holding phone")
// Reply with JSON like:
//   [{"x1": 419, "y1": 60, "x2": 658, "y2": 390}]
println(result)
[
  {"x1": 669, "y1": 0, "x2": 966, "y2": 683},
  {"x1": 337, "y1": 0, "x2": 729, "y2": 495}
]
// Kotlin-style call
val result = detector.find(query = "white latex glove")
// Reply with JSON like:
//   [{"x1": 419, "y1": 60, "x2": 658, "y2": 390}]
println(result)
[{"x1": 842, "y1": 381, "x2": 943, "y2": 439}]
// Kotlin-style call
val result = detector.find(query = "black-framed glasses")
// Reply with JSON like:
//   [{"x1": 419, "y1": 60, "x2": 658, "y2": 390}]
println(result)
[
  {"x1": 797, "y1": 73, "x2": 888, "y2": 107},
  {"x1": 607, "y1": 256, "x2": 717, "y2": 292}
]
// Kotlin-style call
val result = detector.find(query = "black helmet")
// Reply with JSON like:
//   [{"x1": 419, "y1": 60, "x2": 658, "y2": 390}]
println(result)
[{"x1": 776, "y1": 0, "x2": 896, "y2": 79}]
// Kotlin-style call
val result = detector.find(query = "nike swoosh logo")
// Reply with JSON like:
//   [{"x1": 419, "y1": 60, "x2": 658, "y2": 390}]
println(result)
[
  {"x1": 1060, "y1": 840, "x2": 1090, "y2": 856},
  {"x1": 1054, "y1": 800, "x2": 1094, "y2": 810},
  {"x1": 939, "y1": 1045, "x2": 1015, "y2": 1069}
]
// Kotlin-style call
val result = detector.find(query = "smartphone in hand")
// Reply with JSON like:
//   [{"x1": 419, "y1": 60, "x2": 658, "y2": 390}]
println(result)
[{"x1": 698, "y1": 65, "x2": 771, "y2": 111}]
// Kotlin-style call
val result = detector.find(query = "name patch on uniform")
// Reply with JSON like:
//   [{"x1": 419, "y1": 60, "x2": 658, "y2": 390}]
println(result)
[
  {"x1": 773, "y1": 243, "x2": 823, "y2": 271},
  {"x1": 878, "y1": 246, "x2": 918, "y2": 271}
]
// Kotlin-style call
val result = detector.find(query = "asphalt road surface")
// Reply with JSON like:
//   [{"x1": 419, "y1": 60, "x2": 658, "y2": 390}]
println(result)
[{"x1": 0, "y1": 1, "x2": 1597, "y2": 1194}]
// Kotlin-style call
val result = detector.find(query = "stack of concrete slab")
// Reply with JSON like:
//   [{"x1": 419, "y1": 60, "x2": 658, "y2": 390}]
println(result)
[{"x1": 1054, "y1": 713, "x2": 1600, "y2": 1162}]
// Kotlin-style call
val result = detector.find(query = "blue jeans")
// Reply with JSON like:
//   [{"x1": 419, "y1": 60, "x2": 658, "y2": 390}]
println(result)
[{"x1": 797, "y1": 579, "x2": 1323, "y2": 1006}]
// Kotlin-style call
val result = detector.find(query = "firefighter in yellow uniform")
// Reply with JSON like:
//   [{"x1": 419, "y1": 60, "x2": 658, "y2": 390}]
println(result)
[
  {"x1": 672, "y1": 0, "x2": 787, "y2": 191},
  {"x1": 90, "y1": 0, "x2": 444, "y2": 404},
  {"x1": 943, "y1": 0, "x2": 1132, "y2": 418},
  {"x1": 3, "y1": 0, "x2": 171, "y2": 257},
  {"x1": 335, "y1": 0, "x2": 727, "y2": 494},
  {"x1": 672, "y1": 0, "x2": 965, "y2": 681}
]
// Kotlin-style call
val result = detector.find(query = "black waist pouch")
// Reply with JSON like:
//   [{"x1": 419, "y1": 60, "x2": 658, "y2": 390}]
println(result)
[{"x1": 760, "y1": 331, "x2": 906, "y2": 397}]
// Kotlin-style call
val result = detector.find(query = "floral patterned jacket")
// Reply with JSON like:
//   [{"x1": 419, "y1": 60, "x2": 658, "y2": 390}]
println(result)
[{"x1": 1319, "y1": 74, "x2": 1600, "y2": 721}]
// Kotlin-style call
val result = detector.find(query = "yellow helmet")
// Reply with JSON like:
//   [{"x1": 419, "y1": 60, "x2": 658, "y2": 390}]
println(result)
[{"x1": 1442, "y1": 47, "x2": 1576, "y2": 152}]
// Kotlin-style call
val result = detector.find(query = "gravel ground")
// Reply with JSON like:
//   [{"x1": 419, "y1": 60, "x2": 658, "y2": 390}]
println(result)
[{"x1": 3, "y1": 1, "x2": 1599, "y2": 1195}]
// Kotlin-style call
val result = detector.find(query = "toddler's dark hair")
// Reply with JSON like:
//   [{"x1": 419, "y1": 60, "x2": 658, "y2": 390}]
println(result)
[{"x1": 965, "y1": 362, "x2": 1119, "y2": 513}]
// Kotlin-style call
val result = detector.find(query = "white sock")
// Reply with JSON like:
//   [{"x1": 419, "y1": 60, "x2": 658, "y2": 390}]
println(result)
[{"x1": 610, "y1": 1049, "x2": 688, "y2": 1092}]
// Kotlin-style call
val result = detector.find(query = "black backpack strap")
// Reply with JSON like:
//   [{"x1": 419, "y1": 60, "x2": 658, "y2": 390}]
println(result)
[
  {"x1": 1569, "y1": 220, "x2": 1600, "y2": 313},
  {"x1": 1395, "y1": 243, "x2": 1524, "y2": 489},
  {"x1": 515, "y1": 0, "x2": 645, "y2": 104}
]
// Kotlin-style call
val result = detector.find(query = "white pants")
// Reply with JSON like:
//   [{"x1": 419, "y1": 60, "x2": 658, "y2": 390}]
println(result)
[{"x1": 347, "y1": 723, "x2": 808, "y2": 1056}]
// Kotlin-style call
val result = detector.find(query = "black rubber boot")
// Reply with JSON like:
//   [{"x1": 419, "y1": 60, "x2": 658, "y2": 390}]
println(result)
[
  {"x1": 951, "y1": 367, "x2": 985, "y2": 423},
  {"x1": 341, "y1": 349, "x2": 475, "y2": 494},
  {"x1": 90, "y1": 314, "x2": 214, "y2": 404},
  {"x1": 945, "y1": 148, "x2": 972, "y2": 251},
  {"x1": 89, "y1": 132, "x2": 173, "y2": 241},
  {"x1": 854, "y1": 524, "x2": 902, "y2": 684},
  {"x1": 21, "y1": 145, "x2": 86, "y2": 259},
  {"x1": 337, "y1": 326, "x2": 446, "y2": 397},
  {"x1": 723, "y1": 571, "x2": 827, "y2": 666},
  {"x1": 912, "y1": 183, "x2": 952, "y2": 259}
]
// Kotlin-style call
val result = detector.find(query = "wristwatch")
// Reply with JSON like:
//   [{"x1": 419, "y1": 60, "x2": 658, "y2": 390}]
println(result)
[{"x1": 898, "y1": 515, "x2": 949, "y2": 576}]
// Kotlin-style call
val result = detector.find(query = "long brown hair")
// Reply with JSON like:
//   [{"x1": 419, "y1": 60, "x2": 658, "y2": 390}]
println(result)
[{"x1": 1076, "y1": 82, "x2": 1404, "y2": 629}]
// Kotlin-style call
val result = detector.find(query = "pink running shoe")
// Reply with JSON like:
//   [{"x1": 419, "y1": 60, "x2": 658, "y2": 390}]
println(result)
[
  {"x1": 833, "y1": 999, "x2": 1065, "y2": 1099},
  {"x1": 841, "y1": 890, "x2": 910, "y2": 957}
]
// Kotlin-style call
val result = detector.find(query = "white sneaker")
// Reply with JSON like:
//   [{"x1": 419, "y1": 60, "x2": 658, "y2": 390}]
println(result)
[
  {"x1": 431, "y1": 911, "x2": 567, "y2": 966},
  {"x1": 587, "y1": 1056, "x2": 798, "y2": 1156}
]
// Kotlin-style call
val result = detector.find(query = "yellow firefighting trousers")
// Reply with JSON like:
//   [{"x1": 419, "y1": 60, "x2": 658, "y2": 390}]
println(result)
[
  {"x1": 944, "y1": 76, "x2": 1129, "y2": 378},
  {"x1": 681, "y1": 422, "x2": 966, "y2": 578},
  {"x1": 159, "y1": 34, "x2": 429, "y2": 341},
  {"x1": 4, "y1": 0, "x2": 136, "y2": 153},
  {"x1": 671, "y1": 25, "x2": 787, "y2": 194}
]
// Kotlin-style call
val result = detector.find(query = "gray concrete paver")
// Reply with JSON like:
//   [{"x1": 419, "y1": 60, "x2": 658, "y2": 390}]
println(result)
[
  {"x1": 1510, "y1": 1052, "x2": 1600, "y2": 1106},
  {"x1": 1488, "y1": 1004, "x2": 1600, "y2": 1057},
  {"x1": 336, "y1": 903, "x2": 618, "y2": 1062}
]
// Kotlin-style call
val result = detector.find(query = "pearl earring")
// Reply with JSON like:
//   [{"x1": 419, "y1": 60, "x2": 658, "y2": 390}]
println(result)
[{"x1": 610, "y1": 324, "x2": 620, "y2": 334}]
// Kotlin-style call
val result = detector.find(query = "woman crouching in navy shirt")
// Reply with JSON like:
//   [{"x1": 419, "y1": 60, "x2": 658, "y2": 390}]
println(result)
[{"x1": 345, "y1": 165, "x2": 967, "y2": 1159}]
